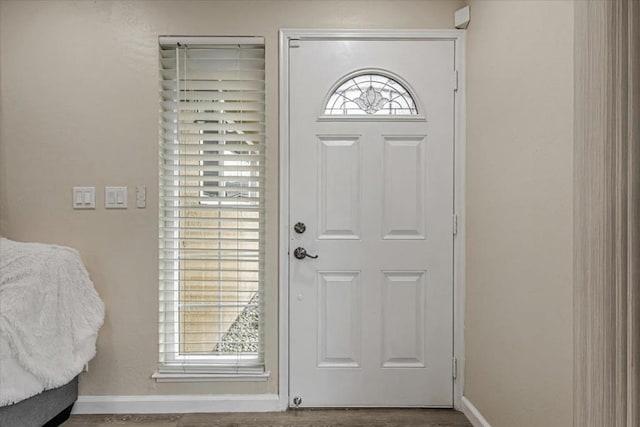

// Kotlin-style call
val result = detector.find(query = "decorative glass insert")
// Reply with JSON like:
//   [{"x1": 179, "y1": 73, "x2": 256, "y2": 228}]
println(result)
[{"x1": 324, "y1": 73, "x2": 418, "y2": 116}]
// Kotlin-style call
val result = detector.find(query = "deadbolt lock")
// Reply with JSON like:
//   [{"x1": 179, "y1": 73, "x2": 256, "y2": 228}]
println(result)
[{"x1": 294, "y1": 222, "x2": 306, "y2": 234}]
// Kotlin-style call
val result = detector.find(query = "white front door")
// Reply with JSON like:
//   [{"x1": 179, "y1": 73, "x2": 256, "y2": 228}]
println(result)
[{"x1": 288, "y1": 37, "x2": 456, "y2": 407}]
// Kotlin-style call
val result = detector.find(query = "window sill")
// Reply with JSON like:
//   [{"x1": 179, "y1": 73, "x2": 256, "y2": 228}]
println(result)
[{"x1": 152, "y1": 371, "x2": 270, "y2": 383}]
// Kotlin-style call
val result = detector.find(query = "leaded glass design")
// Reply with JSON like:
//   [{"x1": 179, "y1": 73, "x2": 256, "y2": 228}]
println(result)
[{"x1": 324, "y1": 73, "x2": 418, "y2": 116}]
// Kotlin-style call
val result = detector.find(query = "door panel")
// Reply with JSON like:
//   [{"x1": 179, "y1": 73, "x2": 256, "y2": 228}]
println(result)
[
  {"x1": 381, "y1": 270, "x2": 426, "y2": 368},
  {"x1": 317, "y1": 271, "x2": 361, "y2": 367},
  {"x1": 382, "y1": 136, "x2": 426, "y2": 239},
  {"x1": 317, "y1": 136, "x2": 361, "y2": 239},
  {"x1": 289, "y1": 38, "x2": 455, "y2": 407}
]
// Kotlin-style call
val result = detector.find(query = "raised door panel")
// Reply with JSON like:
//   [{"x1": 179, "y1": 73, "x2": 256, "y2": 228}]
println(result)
[
  {"x1": 317, "y1": 136, "x2": 361, "y2": 240},
  {"x1": 381, "y1": 271, "x2": 426, "y2": 368},
  {"x1": 317, "y1": 271, "x2": 361, "y2": 367},
  {"x1": 382, "y1": 136, "x2": 426, "y2": 240}
]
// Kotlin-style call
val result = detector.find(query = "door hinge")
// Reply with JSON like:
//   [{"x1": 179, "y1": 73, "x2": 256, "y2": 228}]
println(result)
[
  {"x1": 453, "y1": 357, "x2": 458, "y2": 379},
  {"x1": 453, "y1": 70, "x2": 459, "y2": 92},
  {"x1": 289, "y1": 38, "x2": 301, "y2": 48},
  {"x1": 453, "y1": 214, "x2": 458, "y2": 236}
]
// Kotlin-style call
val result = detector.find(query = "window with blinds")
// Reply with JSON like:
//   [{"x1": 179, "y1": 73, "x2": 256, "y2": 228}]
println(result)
[{"x1": 158, "y1": 37, "x2": 265, "y2": 374}]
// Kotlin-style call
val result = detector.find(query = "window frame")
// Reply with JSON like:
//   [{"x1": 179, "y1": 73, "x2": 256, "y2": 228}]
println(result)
[{"x1": 155, "y1": 36, "x2": 267, "y2": 380}]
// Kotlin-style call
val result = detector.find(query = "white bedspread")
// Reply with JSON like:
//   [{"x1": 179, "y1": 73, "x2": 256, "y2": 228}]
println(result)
[{"x1": 0, "y1": 238, "x2": 105, "y2": 406}]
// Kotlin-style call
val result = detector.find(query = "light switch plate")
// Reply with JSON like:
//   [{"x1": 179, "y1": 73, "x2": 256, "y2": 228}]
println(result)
[
  {"x1": 136, "y1": 185, "x2": 146, "y2": 208},
  {"x1": 105, "y1": 186, "x2": 127, "y2": 209},
  {"x1": 73, "y1": 187, "x2": 95, "y2": 209}
]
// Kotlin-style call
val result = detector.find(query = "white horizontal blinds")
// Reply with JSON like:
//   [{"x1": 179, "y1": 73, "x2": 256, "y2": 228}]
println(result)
[{"x1": 159, "y1": 37, "x2": 265, "y2": 372}]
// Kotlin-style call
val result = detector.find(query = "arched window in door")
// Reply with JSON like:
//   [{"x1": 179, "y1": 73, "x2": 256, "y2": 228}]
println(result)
[{"x1": 323, "y1": 72, "x2": 418, "y2": 116}]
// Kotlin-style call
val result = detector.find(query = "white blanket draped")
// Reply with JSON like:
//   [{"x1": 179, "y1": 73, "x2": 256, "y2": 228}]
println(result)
[{"x1": 0, "y1": 238, "x2": 104, "y2": 406}]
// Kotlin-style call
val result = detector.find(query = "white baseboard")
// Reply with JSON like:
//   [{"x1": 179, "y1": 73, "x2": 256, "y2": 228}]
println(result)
[
  {"x1": 461, "y1": 396, "x2": 491, "y2": 427},
  {"x1": 73, "y1": 393, "x2": 486, "y2": 418},
  {"x1": 72, "y1": 393, "x2": 282, "y2": 414}
]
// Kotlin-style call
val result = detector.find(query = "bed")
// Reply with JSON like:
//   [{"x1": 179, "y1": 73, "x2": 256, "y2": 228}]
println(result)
[{"x1": 0, "y1": 238, "x2": 104, "y2": 427}]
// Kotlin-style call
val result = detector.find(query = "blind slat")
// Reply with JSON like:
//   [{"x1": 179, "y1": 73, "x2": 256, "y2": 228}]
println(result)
[
  {"x1": 163, "y1": 136, "x2": 264, "y2": 145},
  {"x1": 161, "y1": 143, "x2": 262, "y2": 152},
  {"x1": 162, "y1": 100, "x2": 264, "y2": 111},
  {"x1": 160, "y1": 57, "x2": 265, "y2": 67},
  {"x1": 161, "y1": 68, "x2": 264, "y2": 77},
  {"x1": 161, "y1": 93, "x2": 264, "y2": 103},
  {"x1": 161, "y1": 79, "x2": 265, "y2": 92},
  {"x1": 160, "y1": 77, "x2": 265, "y2": 89}
]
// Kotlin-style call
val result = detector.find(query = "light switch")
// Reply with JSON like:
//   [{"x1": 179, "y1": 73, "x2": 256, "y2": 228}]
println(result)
[
  {"x1": 73, "y1": 187, "x2": 95, "y2": 209},
  {"x1": 105, "y1": 186, "x2": 127, "y2": 209}
]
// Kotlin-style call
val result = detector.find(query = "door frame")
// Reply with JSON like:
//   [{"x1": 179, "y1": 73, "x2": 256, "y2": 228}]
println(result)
[{"x1": 278, "y1": 29, "x2": 466, "y2": 410}]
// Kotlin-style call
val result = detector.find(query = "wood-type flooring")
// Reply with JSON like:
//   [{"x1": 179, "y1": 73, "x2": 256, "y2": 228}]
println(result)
[{"x1": 64, "y1": 409, "x2": 473, "y2": 427}]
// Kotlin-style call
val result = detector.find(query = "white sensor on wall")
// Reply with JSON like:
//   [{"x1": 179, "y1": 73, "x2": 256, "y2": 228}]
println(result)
[
  {"x1": 136, "y1": 185, "x2": 146, "y2": 208},
  {"x1": 105, "y1": 186, "x2": 127, "y2": 209},
  {"x1": 455, "y1": 5, "x2": 470, "y2": 29}
]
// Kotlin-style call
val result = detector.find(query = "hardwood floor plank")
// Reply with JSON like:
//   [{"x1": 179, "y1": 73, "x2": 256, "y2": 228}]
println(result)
[
  {"x1": 64, "y1": 409, "x2": 471, "y2": 427},
  {"x1": 63, "y1": 414, "x2": 180, "y2": 427}
]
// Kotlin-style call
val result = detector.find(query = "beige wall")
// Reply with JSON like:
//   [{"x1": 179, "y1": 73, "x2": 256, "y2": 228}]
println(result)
[
  {"x1": 0, "y1": 0, "x2": 464, "y2": 396},
  {"x1": 464, "y1": 1, "x2": 574, "y2": 426}
]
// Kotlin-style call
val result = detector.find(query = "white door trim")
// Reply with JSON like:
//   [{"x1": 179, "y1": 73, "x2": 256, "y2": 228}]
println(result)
[{"x1": 278, "y1": 29, "x2": 466, "y2": 411}]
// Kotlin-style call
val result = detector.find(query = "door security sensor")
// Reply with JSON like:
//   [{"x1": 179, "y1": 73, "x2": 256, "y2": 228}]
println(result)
[{"x1": 455, "y1": 6, "x2": 470, "y2": 29}]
